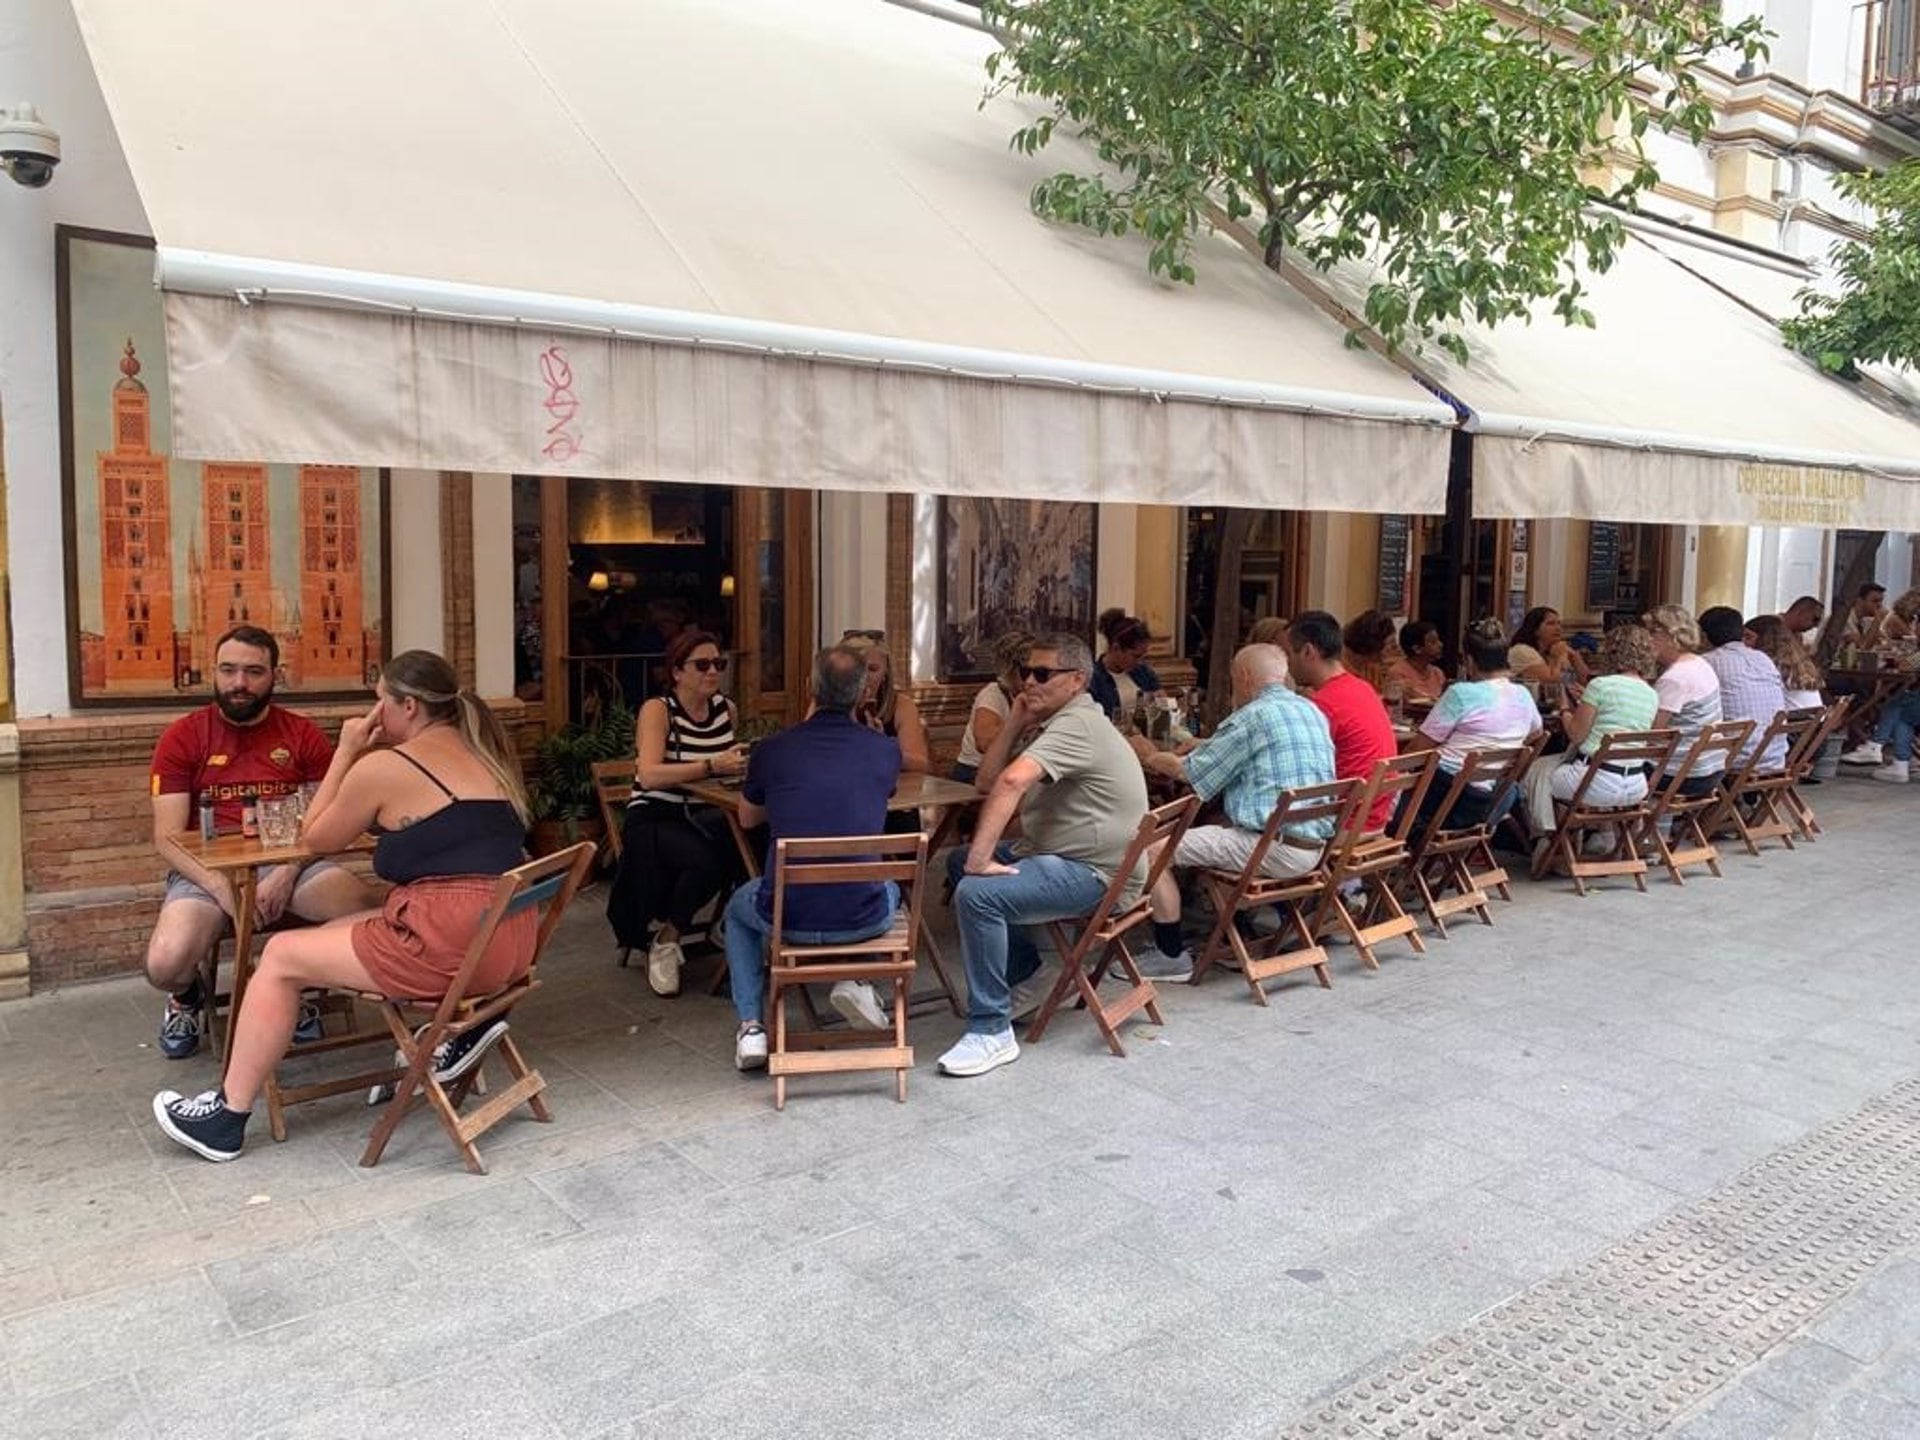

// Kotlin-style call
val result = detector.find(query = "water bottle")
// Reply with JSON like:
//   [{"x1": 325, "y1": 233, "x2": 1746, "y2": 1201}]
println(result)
[
  {"x1": 198, "y1": 799, "x2": 217, "y2": 842},
  {"x1": 241, "y1": 800, "x2": 259, "y2": 840}
]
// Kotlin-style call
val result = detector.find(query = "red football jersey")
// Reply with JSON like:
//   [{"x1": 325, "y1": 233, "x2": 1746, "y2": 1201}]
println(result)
[{"x1": 150, "y1": 705, "x2": 335, "y2": 833}]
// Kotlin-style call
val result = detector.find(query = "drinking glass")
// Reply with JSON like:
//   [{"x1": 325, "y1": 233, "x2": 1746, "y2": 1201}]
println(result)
[{"x1": 258, "y1": 796, "x2": 293, "y2": 847}]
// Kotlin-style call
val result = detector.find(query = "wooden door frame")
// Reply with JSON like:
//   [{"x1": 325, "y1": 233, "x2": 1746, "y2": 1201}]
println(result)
[{"x1": 733, "y1": 486, "x2": 816, "y2": 723}]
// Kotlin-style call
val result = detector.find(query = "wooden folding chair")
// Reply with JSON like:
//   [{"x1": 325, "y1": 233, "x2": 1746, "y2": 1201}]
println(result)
[
  {"x1": 1639, "y1": 719, "x2": 1752, "y2": 885},
  {"x1": 1710, "y1": 708, "x2": 1825, "y2": 857},
  {"x1": 354, "y1": 842, "x2": 597, "y2": 1173},
  {"x1": 1531, "y1": 730, "x2": 1677, "y2": 895},
  {"x1": 1026, "y1": 797, "x2": 1199, "y2": 1057},
  {"x1": 1404, "y1": 743, "x2": 1533, "y2": 937},
  {"x1": 765, "y1": 833, "x2": 929, "y2": 1110},
  {"x1": 591, "y1": 759, "x2": 634, "y2": 866},
  {"x1": 1309, "y1": 751, "x2": 1438, "y2": 968},
  {"x1": 1782, "y1": 698, "x2": 1851, "y2": 843},
  {"x1": 1193, "y1": 779, "x2": 1361, "y2": 1003}
]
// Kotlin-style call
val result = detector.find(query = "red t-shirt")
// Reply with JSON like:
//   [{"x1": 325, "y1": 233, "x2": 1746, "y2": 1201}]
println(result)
[
  {"x1": 1310, "y1": 671, "x2": 1398, "y2": 831},
  {"x1": 150, "y1": 705, "x2": 335, "y2": 833}
]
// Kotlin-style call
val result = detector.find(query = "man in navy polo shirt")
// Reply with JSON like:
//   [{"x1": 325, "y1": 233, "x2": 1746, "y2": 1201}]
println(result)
[{"x1": 722, "y1": 644, "x2": 904, "y2": 1070}]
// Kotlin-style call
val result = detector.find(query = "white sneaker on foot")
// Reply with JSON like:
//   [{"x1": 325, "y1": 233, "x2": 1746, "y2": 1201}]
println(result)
[
  {"x1": 1841, "y1": 741, "x2": 1884, "y2": 766},
  {"x1": 735, "y1": 1024, "x2": 768, "y2": 1070},
  {"x1": 647, "y1": 938, "x2": 684, "y2": 997},
  {"x1": 937, "y1": 1028, "x2": 1020, "y2": 1077},
  {"x1": 830, "y1": 979, "x2": 888, "y2": 1030},
  {"x1": 1873, "y1": 760, "x2": 1909, "y2": 784}
]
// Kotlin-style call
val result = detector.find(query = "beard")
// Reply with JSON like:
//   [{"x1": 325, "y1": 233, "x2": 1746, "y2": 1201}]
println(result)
[{"x1": 215, "y1": 686, "x2": 273, "y2": 724}]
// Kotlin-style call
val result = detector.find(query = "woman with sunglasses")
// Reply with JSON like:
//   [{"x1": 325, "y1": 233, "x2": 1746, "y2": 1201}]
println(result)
[{"x1": 607, "y1": 629, "x2": 748, "y2": 997}]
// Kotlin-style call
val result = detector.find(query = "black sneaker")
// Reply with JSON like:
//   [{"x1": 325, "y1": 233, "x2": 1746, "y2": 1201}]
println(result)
[
  {"x1": 157, "y1": 994, "x2": 203, "y2": 1060},
  {"x1": 291, "y1": 1001, "x2": 324, "y2": 1045},
  {"x1": 153, "y1": 1088, "x2": 249, "y2": 1162},
  {"x1": 366, "y1": 1018, "x2": 508, "y2": 1106}
]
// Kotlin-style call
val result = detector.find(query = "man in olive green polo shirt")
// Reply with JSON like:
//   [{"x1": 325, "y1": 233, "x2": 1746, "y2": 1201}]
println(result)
[{"x1": 939, "y1": 633, "x2": 1149, "y2": 1078}]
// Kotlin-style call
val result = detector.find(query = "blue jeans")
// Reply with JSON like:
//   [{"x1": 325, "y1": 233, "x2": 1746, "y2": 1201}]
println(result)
[
  {"x1": 1874, "y1": 691, "x2": 1920, "y2": 761},
  {"x1": 724, "y1": 879, "x2": 900, "y2": 1025},
  {"x1": 948, "y1": 845, "x2": 1107, "y2": 1035}
]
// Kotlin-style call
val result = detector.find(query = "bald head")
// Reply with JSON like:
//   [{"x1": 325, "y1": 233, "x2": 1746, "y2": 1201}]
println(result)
[{"x1": 1232, "y1": 643, "x2": 1290, "y2": 703}]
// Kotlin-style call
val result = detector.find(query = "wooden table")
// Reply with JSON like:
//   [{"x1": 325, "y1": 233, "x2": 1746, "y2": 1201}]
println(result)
[
  {"x1": 1826, "y1": 665, "x2": 1916, "y2": 744},
  {"x1": 680, "y1": 771, "x2": 981, "y2": 879},
  {"x1": 173, "y1": 830, "x2": 377, "y2": 1130},
  {"x1": 680, "y1": 771, "x2": 979, "y2": 1016}
]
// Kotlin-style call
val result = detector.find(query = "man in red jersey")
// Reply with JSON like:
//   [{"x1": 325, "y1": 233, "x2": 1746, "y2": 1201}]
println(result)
[
  {"x1": 1286, "y1": 611, "x2": 1398, "y2": 833},
  {"x1": 146, "y1": 627, "x2": 379, "y2": 1058}
]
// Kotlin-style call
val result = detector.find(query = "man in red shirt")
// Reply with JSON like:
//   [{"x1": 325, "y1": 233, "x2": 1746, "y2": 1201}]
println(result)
[
  {"x1": 147, "y1": 627, "x2": 378, "y2": 1058},
  {"x1": 1287, "y1": 611, "x2": 1397, "y2": 832}
]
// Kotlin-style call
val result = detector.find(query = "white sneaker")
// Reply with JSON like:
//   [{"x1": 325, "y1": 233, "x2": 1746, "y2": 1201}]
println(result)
[
  {"x1": 937, "y1": 1028, "x2": 1020, "y2": 1077},
  {"x1": 735, "y1": 1024, "x2": 768, "y2": 1070},
  {"x1": 647, "y1": 938, "x2": 684, "y2": 997},
  {"x1": 1841, "y1": 742, "x2": 1884, "y2": 766},
  {"x1": 1873, "y1": 760, "x2": 1910, "y2": 785},
  {"x1": 830, "y1": 980, "x2": 888, "y2": 1030}
]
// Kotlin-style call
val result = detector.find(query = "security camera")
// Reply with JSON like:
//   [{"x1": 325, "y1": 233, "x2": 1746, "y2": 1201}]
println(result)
[{"x1": 0, "y1": 104, "x2": 60, "y2": 189}]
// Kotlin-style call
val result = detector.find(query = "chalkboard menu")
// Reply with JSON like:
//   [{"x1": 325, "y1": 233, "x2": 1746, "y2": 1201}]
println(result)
[
  {"x1": 1378, "y1": 515, "x2": 1411, "y2": 613},
  {"x1": 1587, "y1": 522, "x2": 1620, "y2": 611}
]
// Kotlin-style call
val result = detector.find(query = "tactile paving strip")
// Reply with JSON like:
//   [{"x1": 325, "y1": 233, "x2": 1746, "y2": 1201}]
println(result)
[{"x1": 1275, "y1": 1076, "x2": 1920, "y2": 1438}]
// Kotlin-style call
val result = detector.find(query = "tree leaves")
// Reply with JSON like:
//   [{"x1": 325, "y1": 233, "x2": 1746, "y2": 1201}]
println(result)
[
  {"x1": 1781, "y1": 160, "x2": 1920, "y2": 378},
  {"x1": 979, "y1": 0, "x2": 1770, "y2": 358}
]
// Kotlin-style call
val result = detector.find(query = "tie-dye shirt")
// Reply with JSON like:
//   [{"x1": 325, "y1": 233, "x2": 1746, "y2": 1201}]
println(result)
[{"x1": 1418, "y1": 677, "x2": 1542, "y2": 777}]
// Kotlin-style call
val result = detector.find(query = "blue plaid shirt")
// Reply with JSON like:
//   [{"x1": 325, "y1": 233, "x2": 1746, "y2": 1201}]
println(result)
[{"x1": 1184, "y1": 683, "x2": 1337, "y2": 837}]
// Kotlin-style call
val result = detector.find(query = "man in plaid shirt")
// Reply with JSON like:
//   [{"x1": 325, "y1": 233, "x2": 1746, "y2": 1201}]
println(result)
[{"x1": 1133, "y1": 643, "x2": 1336, "y2": 980}]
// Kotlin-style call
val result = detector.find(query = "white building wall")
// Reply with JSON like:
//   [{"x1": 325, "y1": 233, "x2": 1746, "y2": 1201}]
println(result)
[
  {"x1": 817, "y1": 490, "x2": 889, "y2": 648},
  {"x1": 0, "y1": 0, "x2": 149, "y2": 717}
]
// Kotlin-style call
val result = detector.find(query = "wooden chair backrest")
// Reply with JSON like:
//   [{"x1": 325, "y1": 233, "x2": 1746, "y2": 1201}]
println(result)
[
  {"x1": 769, "y1": 832, "x2": 929, "y2": 958},
  {"x1": 1343, "y1": 750, "x2": 1439, "y2": 853},
  {"x1": 1066, "y1": 797, "x2": 1198, "y2": 944},
  {"x1": 1726, "y1": 708, "x2": 1818, "y2": 790},
  {"x1": 591, "y1": 759, "x2": 635, "y2": 860},
  {"x1": 1652, "y1": 719, "x2": 1753, "y2": 816},
  {"x1": 1787, "y1": 700, "x2": 1847, "y2": 776},
  {"x1": 1416, "y1": 743, "x2": 1533, "y2": 850},
  {"x1": 1559, "y1": 729, "x2": 1678, "y2": 813},
  {"x1": 413, "y1": 841, "x2": 596, "y2": 1021},
  {"x1": 1242, "y1": 778, "x2": 1360, "y2": 878}
]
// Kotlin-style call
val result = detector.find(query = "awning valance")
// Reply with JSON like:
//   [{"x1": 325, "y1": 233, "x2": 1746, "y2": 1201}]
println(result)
[
  {"x1": 1302, "y1": 231, "x2": 1920, "y2": 529},
  {"x1": 72, "y1": 0, "x2": 1454, "y2": 513}
]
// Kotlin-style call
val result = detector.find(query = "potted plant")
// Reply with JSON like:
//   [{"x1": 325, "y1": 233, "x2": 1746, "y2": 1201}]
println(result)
[{"x1": 527, "y1": 701, "x2": 635, "y2": 856}]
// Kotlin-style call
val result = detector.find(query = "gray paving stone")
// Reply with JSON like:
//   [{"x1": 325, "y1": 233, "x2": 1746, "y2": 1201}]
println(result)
[
  {"x1": 205, "y1": 1218, "x2": 416, "y2": 1334},
  {"x1": 376, "y1": 1175, "x2": 583, "y2": 1263},
  {"x1": 2, "y1": 1270, "x2": 231, "y2": 1398},
  {"x1": 1483, "y1": 1150, "x2": 1691, "y2": 1235},
  {"x1": 2, "y1": 1376, "x2": 153, "y2": 1439},
  {"x1": 1804, "y1": 1387, "x2": 1920, "y2": 1440},
  {"x1": 1661, "y1": 1374, "x2": 1803, "y2": 1438},
  {"x1": 1744, "y1": 1337, "x2": 1866, "y2": 1411}
]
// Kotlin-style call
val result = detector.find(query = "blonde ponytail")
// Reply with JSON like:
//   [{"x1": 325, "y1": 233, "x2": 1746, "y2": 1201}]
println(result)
[{"x1": 455, "y1": 690, "x2": 530, "y2": 824}]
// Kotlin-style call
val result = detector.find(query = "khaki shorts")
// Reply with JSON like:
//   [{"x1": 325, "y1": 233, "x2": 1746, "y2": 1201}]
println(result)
[{"x1": 1175, "y1": 824, "x2": 1322, "y2": 880}]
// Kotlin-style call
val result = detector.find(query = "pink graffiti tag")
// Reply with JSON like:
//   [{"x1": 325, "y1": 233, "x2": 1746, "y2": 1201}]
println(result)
[{"x1": 538, "y1": 345, "x2": 585, "y2": 462}]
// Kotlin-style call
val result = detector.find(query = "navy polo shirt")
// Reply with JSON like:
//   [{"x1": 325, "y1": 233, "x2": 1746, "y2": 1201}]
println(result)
[{"x1": 742, "y1": 710, "x2": 901, "y2": 932}]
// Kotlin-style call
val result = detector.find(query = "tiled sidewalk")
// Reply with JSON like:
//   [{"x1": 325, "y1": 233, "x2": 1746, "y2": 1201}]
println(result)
[{"x1": 1, "y1": 777, "x2": 1915, "y2": 1438}]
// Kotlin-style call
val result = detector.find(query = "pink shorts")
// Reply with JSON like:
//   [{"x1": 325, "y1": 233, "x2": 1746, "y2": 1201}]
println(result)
[{"x1": 351, "y1": 876, "x2": 537, "y2": 1000}]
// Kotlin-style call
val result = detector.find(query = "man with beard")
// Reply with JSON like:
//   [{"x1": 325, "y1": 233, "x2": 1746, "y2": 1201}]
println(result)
[{"x1": 146, "y1": 626, "x2": 378, "y2": 1058}]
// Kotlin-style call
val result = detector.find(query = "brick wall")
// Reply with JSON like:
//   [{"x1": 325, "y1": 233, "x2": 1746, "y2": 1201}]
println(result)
[{"x1": 18, "y1": 699, "x2": 542, "y2": 990}]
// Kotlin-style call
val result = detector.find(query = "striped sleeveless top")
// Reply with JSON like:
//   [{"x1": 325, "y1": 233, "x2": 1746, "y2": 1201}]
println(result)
[{"x1": 631, "y1": 692, "x2": 736, "y2": 808}]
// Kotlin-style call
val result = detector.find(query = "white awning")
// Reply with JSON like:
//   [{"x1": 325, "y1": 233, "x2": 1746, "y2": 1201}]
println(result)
[
  {"x1": 1301, "y1": 230, "x2": 1920, "y2": 529},
  {"x1": 71, "y1": 0, "x2": 1454, "y2": 512}
]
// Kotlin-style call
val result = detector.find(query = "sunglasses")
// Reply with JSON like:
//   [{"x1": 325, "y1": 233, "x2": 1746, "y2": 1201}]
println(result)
[
  {"x1": 687, "y1": 657, "x2": 729, "y2": 674},
  {"x1": 1019, "y1": 664, "x2": 1081, "y2": 684},
  {"x1": 842, "y1": 628, "x2": 885, "y2": 642}
]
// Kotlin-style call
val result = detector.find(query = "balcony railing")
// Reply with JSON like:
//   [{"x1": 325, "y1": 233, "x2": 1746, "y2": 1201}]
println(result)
[{"x1": 1863, "y1": 0, "x2": 1920, "y2": 120}]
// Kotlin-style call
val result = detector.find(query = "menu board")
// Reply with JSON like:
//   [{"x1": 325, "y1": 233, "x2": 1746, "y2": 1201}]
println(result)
[
  {"x1": 1378, "y1": 515, "x2": 1411, "y2": 614},
  {"x1": 1587, "y1": 522, "x2": 1620, "y2": 611}
]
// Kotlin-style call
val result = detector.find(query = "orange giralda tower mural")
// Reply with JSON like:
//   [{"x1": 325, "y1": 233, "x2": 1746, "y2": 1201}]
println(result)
[
  {"x1": 97, "y1": 339, "x2": 175, "y2": 689},
  {"x1": 298, "y1": 465, "x2": 364, "y2": 684},
  {"x1": 199, "y1": 463, "x2": 273, "y2": 651}
]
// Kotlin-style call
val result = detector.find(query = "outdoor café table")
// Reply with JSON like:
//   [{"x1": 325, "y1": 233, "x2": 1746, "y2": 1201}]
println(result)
[
  {"x1": 1826, "y1": 664, "x2": 1916, "y2": 744},
  {"x1": 173, "y1": 828, "x2": 378, "y2": 1135},
  {"x1": 679, "y1": 770, "x2": 980, "y2": 1016}
]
